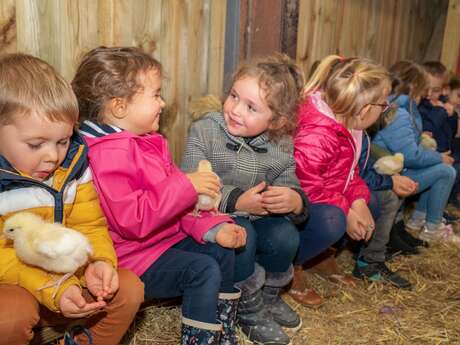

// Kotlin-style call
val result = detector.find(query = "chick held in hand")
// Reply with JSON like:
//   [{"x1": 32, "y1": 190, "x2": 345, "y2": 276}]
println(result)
[
  {"x1": 193, "y1": 160, "x2": 222, "y2": 216},
  {"x1": 420, "y1": 133, "x2": 437, "y2": 150},
  {"x1": 373, "y1": 153, "x2": 404, "y2": 175},
  {"x1": 3, "y1": 212, "x2": 93, "y2": 298}
]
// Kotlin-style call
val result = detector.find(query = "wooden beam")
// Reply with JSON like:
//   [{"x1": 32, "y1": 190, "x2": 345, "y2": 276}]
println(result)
[{"x1": 441, "y1": 0, "x2": 460, "y2": 72}]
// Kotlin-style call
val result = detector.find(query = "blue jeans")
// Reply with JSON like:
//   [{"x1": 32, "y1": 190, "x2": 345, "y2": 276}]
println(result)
[
  {"x1": 233, "y1": 216, "x2": 299, "y2": 283},
  {"x1": 403, "y1": 163, "x2": 456, "y2": 225},
  {"x1": 295, "y1": 196, "x2": 379, "y2": 265},
  {"x1": 140, "y1": 237, "x2": 234, "y2": 324}
]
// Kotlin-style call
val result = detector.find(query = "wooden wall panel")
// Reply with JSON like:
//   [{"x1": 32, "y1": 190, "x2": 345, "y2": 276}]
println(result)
[
  {"x1": 0, "y1": 0, "x2": 16, "y2": 53},
  {"x1": 441, "y1": 0, "x2": 460, "y2": 73},
  {"x1": 0, "y1": 0, "x2": 227, "y2": 161},
  {"x1": 297, "y1": 0, "x2": 449, "y2": 75}
]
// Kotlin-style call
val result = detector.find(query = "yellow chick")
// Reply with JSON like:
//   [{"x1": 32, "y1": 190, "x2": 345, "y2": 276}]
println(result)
[
  {"x1": 193, "y1": 160, "x2": 222, "y2": 216},
  {"x1": 373, "y1": 153, "x2": 404, "y2": 175},
  {"x1": 3, "y1": 212, "x2": 92, "y2": 297},
  {"x1": 420, "y1": 133, "x2": 437, "y2": 150}
]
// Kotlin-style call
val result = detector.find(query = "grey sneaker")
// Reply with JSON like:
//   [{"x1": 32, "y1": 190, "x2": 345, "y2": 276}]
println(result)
[
  {"x1": 238, "y1": 289, "x2": 292, "y2": 345},
  {"x1": 262, "y1": 286, "x2": 302, "y2": 330},
  {"x1": 405, "y1": 218, "x2": 425, "y2": 231}
]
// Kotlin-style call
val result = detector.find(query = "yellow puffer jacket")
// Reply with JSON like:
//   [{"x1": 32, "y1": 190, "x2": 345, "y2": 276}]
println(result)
[{"x1": 0, "y1": 134, "x2": 117, "y2": 312}]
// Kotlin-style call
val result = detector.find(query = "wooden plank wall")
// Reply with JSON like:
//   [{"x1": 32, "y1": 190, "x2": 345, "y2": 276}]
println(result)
[
  {"x1": 0, "y1": 0, "x2": 227, "y2": 161},
  {"x1": 296, "y1": 0, "x2": 449, "y2": 76},
  {"x1": 441, "y1": 0, "x2": 460, "y2": 73}
]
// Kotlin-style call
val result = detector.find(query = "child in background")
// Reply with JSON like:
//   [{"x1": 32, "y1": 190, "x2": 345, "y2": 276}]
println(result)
[
  {"x1": 373, "y1": 60, "x2": 460, "y2": 243},
  {"x1": 446, "y1": 76, "x2": 460, "y2": 114},
  {"x1": 0, "y1": 54, "x2": 143, "y2": 345},
  {"x1": 182, "y1": 55, "x2": 308, "y2": 345},
  {"x1": 293, "y1": 56, "x2": 385, "y2": 296},
  {"x1": 418, "y1": 62, "x2": 456, "y2": 155},
  {"x1": 354, "y1": 131, "x2": 417, "y2": 289},
  {"x1": 445, "y1": 76, "x2": 460, "y2": 206},
  {"x1": 72, "y1": 47, "x2": 246, "y2": 345}
]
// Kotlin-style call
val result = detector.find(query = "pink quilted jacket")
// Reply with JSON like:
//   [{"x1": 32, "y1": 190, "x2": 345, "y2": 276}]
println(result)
[{"x1": 294, "y1": 96, "x2": 370, "y2": 215}]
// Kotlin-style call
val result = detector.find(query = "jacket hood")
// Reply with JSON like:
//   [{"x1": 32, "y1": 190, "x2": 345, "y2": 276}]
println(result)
[
  {"x1": 389, "y1": 94, "x2": 418, "y2": 113},
  {"x1": 297, "y1": 96, "x2": 353, "y2": 140}
]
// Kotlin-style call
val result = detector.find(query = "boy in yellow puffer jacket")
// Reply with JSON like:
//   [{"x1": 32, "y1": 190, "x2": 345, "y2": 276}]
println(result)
[{"x1": 0, "y1": 53, "x2": 144, "y2": 345}]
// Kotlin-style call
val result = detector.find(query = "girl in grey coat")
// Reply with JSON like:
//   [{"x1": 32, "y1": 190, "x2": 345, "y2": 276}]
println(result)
[{"x1": 182, "y1": 55, "x2": 308, "y2": 345}]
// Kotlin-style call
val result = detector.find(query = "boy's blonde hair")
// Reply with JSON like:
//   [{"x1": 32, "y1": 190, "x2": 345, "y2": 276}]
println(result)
[
  {"x1": 304, "y1": 55, "x2": 391, "y2": 127},
  {"x1": 229, "y1": 54, "x2": 305, "y2": 139},
  {"x1": 0, "y1": 53, "x2": 78, "y2": 126},
  {"x1": 389, "y1": 60, "x2": 427, "y2": 100},
  {"x1": 72, "y1": 46, "x2": 162, "y2": 123}
]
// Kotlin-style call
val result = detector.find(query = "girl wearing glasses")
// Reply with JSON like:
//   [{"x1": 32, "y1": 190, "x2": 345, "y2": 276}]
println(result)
[
  {"x1": 373, "y1": 60, "x2": 460, "y2": 243},
  {"x1": 290, "y1": 56, "x2": 389, "y2": 304}
]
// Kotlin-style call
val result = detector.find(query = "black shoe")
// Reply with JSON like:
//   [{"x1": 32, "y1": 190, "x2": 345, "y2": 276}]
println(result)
[
  {"x1": 395, "y1": 223, "x2": 428, "y2": 248},
  {"x1": 353, "y1": 259, "x2": 412, "y2": 289},
  {"x1": 387, "y1": 221, "x2": 423, "y2": 255}
]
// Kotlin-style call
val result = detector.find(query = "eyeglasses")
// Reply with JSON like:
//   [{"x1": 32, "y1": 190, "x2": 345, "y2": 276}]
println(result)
[{"x1": 369, "y1": 101, "x2": 391, "y2": 114}]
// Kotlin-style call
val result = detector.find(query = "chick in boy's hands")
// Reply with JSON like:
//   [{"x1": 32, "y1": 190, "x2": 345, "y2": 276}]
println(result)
[{"x1": 215, "y1": 223, "x2": 247, "y2": 249}]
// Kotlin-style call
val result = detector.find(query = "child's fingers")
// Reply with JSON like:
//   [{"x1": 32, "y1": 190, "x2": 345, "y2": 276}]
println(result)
[
  {"x1": 69, "y1": 290, "x2": 87, "y2": 309},
  {"x1": 262, "y1": 194, "x2": 285, "y2": 204},
  {"x1": 262, "y1": 189, "x2": 284, "y2": 198}
]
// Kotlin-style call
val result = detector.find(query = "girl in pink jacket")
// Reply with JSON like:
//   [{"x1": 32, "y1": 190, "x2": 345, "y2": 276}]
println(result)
[
  {"x1": 72, "y1": 47, "x2": 246, "y2": 345},
  {"x1": 291, "y1": 56, "x2": 391, "y2": 303}
]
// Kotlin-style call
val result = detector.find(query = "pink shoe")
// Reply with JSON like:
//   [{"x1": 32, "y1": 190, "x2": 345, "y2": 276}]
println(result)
[{"x1": 419, "y1": 224, "x2": 460, "y2": 243}]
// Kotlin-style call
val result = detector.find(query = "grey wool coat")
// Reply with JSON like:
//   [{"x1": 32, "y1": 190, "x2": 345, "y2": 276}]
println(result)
[{"x1": 181, "y1": 112, "x2": 309, "y2": 224}]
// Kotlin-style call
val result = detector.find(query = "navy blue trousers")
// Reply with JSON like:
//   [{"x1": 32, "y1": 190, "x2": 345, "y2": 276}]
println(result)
[
  {"x1": 295, "y1": 195, "x2": 379, "y2": 265},
  {"x1": 233, "y1": 216, "x2": 300, "y2": 282},
  {"x1": 140, "y1": 237, "x2": 234, "y2": 323}
]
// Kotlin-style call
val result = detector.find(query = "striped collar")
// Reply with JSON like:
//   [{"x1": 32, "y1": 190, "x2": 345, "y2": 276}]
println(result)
[{"x1": 79, "y1": 120, "x2": 123, "y2": 138}]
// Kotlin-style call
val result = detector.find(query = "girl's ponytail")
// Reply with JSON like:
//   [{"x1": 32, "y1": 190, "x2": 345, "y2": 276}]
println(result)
[{"x1": 303, "y1": 55, "x2": 343, "y2": 95}]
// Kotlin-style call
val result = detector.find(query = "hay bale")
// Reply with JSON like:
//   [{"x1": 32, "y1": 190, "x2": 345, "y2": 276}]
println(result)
[{"x1": 122, "y1": 243, "x2": 460, "y2": 345}]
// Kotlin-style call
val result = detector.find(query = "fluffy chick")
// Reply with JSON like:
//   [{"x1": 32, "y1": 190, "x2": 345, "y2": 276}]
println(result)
[
  {"x1": 193, "y1": 160, "x2": 222, "y2": 216},
  {"x1": 420, "y1": 133, "x2": 437, "y2": 150},
  {"x1": 3, "y1": 212, "x2": 92, "y2": 297},
  {"x1": 373, "y1": 153, "x2": 404, "y2": 175}
]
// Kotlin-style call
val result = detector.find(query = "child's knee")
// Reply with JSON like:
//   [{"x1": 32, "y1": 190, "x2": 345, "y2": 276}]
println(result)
[
  {"x1": 445, "y1": 164, "x2": 457, "y2": 182},
  {"x1": 0, "y1": 285, "x2": 40, "y2": 345},
  {"x1": 378, "y1": 190, "x2": 401, "y2": 211},
  {"x1": 114, "y1": 269, "x2": 145, "y2": 310},
  {"x1": 274, "y1": 224, "x2": 299, "y2": 256},
  {"x1": 314, "y1": 205, "x2": 347, "y2": 240}
]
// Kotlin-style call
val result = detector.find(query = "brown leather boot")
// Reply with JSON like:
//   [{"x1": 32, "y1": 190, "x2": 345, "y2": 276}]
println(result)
[
  {"x1": 287, "y1": 265, "x2": 323, "y2": 307},
  {"x1": 305, "y1": 247, "x2": 357, "y2": 287}
]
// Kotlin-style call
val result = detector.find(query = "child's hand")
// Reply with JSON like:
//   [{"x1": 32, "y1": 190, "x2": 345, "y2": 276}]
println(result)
[
  {"x1": 186, "y1": 171, "x2": 221, "y2": 198},
  {"x1": 441, "y1": 152, "x2": 454, "y2": 165},
  {"x1": 85, "y1": 261, "x2": 119, "y2": 301},
  {"x1": 59, "y1": 285, "x2": 106, "y2": 318},
  {"x1": 350, "y1": 199, "x2": 375, "y2": 241},
  {"x1": 261, "y1": 186, "x2": 303, "y2": 214},
  {"x1": 215, "y1": 223, "x2": 247, "y2": 248},
  {"x1": 346, "y1": 209, "x2": 366, "y2": 240},
  {"x1": 391, "y1": 174, "x2": 418, "y2": 197},
  {"x1": 235, "y1": 182, "x2": 268, "y2": 215},
  {"x1": 346, "y1": 208, "x2": 372, "y2": 241},
  {"x1": 443, "y1": 102, "x2": 455, "y2": 116}
]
